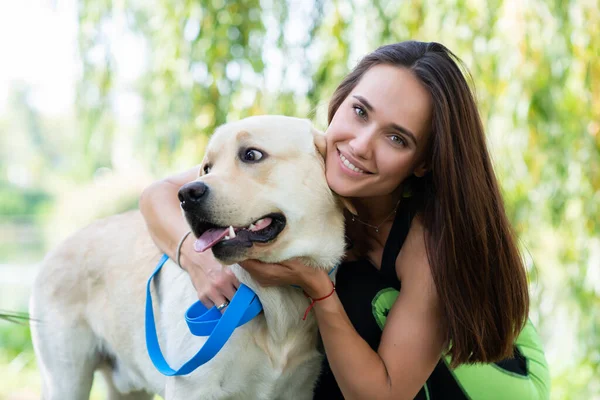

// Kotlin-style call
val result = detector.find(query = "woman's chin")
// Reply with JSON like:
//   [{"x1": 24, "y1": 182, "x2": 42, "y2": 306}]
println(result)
[{"x1": 327, "y1": 178, "x2": 361, "y2": 198}]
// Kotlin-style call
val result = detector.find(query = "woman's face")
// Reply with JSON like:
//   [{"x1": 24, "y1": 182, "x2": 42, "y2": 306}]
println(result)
[{"x1": 325, "y1": 64, "x2": 433, "y2": 199}]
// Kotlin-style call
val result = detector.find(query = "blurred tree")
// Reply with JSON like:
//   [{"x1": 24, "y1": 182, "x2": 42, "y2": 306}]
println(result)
[{"x1": 77, "y1": 0, "x2": 330, "y2": 174}]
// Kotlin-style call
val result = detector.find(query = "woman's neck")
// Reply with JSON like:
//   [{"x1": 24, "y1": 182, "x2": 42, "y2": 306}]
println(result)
[{"x1": 351, "y1": 193, "x2": 401, "y2": 224}]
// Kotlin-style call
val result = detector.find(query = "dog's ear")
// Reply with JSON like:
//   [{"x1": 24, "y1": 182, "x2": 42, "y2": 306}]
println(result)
[
  {"x1": 337, "y1": 196, "x2": 358, "y2": 217},
  {"x1": 311, "y1": 127, "x2": 327, "y2": 158}
]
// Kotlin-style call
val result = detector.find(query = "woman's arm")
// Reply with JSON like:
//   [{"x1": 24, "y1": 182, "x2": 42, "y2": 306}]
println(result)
[
  {"x1": 139, "y1": 166, "x2": 199, "y2": 263},
  {"x1": 139, "y1": 166, "x2": 240, "y2": 307},
  {"x1": 311, "y1": 219, "x2": 444, "y2": 399},
  {"x1": 241, "y1": 218, "x2": 444, "y2": 399}
]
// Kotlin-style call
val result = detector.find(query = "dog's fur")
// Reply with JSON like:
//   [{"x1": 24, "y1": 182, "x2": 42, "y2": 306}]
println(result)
[{"x1": 30, "y1": 116, "x2": 347, "y2": 400}]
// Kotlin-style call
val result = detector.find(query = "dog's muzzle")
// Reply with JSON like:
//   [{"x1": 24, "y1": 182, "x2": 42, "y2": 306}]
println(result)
[
  {"x1": 178, "y1": 181, "x2": 209, "y2": 212},
  {"x1": 177, "y1": 180, "x2": 287, "y2": 262}
]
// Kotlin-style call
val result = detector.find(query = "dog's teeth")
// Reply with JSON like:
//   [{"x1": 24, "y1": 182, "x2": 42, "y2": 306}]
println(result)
[
  {"x1": 229, "y1": 226, "x2": 236, "y2": 238},
  {"x1": 224, "y1": 235, "x2": 230, "y2": 240},
  {"x1": 249, "y1": 223, "x2": 256, "y2": 231},
  {"x1": 255, "y1": 219, "x2": 264, "y2": 226}
]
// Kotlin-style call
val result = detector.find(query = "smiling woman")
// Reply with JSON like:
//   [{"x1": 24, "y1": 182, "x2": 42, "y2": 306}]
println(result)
[{"x1": 325, "y1": 64, "x2": 431, "y2": 200}]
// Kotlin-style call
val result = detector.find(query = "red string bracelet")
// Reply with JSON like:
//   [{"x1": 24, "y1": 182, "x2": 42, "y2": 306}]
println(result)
[{"x1": 302, "y1": 281, "x2": 336, "y2": 320}]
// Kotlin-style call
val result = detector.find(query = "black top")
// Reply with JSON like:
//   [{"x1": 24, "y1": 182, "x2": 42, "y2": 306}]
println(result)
[{"x1": 312, "y1": 197, "x2": 527, "y2": 399}]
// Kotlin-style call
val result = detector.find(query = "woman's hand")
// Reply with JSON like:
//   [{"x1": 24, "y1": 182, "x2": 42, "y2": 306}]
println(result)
[
  {"x1": 238, "y1": 258, "x2": 333, "y2": 299},
  {"x1": 179, "y1": 237, "x2": 240, "y2": 309}
]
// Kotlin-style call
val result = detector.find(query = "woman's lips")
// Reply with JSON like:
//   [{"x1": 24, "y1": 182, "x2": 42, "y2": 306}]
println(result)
[{"x1": 337, "y1": 149, "x2": 370, "y2": 175}]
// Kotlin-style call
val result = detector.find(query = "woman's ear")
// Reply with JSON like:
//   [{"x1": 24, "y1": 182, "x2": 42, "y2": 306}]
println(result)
[
  {"x1": 312, "y1": 127, "x2": 327, "y2": 158},
  {"x1": 414, "y1": 161, "x2": 428, "y2": 178}
]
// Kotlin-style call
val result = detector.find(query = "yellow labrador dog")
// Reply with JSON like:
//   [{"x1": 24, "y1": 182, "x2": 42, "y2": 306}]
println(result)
[{"x1": 30, "y1": 116, "x2": 347, "y2": 400}]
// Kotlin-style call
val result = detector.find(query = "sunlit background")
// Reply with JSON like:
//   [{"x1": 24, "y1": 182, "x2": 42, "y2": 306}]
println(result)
[{"x1": 0, "y1": 0, "x2": 598, "y2": 398}]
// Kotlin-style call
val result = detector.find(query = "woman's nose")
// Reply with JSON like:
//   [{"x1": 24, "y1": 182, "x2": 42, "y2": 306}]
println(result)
[{"x1": 348, "y1": 128, "x2": 374, "y2": 159}]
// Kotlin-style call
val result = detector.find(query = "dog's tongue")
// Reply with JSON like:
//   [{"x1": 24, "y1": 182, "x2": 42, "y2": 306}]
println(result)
[
  {"x1": 194, "y1": 228, "x2": 229, "y2": 253},
  {"x1": 252, "y1": 217, "x2": 272, "y2": 230}
]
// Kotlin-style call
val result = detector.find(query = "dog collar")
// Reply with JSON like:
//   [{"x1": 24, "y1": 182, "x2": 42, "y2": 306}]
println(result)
[{"x1": 145, "y1": 254, "x2": 263, "y2": 376}]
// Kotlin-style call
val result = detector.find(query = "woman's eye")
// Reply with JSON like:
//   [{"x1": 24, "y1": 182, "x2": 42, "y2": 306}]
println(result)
[
  {"x1": 242, "y1": 149, "x2": 264, "y2": 162},
  {"x1": 353, "y1": 105, "x2": 367, "y2": 120},
  {"x1": 203, "y1": 164, "x2": 211, "y2": 174},
  {"x1": 390, "y1": 135, "x2": 406, "y2": 146}
]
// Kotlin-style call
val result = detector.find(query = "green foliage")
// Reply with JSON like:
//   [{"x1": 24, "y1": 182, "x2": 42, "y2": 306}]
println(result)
[
  {"x1": 0, "y1": 320, "x2": 32, "y2": 359},
  {"x1": 0, "y1": 183, "x2": 51, "y2": 220}
]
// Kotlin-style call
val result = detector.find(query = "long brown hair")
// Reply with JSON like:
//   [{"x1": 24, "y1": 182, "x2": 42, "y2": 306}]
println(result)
[{"x1": 329, "y1": 41, "x2": 529, "y2": 367}]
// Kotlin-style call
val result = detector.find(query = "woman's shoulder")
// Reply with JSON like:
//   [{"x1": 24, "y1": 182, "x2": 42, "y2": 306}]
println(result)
[{"x1": 396, "y1": 214, "x2": 435, "y2": 291}]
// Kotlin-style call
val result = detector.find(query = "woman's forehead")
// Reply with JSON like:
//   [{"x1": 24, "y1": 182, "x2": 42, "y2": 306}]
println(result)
[{"x1": 351, "y1": 65, "x2": 432, "y2": 137}]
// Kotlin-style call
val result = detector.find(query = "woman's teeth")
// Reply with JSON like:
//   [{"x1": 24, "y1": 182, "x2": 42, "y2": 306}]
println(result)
[{"x1": 339, "y1": 153, "x2": 366, "y2": 174}]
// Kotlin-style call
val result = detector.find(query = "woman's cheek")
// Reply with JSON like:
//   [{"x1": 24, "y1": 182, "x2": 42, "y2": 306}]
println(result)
[{"x1": 324, "y1": 168, "x2": 347, "y2": 195}]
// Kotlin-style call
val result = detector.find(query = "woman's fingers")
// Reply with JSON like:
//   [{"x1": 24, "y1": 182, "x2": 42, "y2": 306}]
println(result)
[
  {"x1": 199, "y1": 297, "x2": 213, "y2": 309},
  {"x1": 212, "y1": 267, "x2": 239, "y2": 299},
  {"x1": 238, "y1": 258, "x2": 325, "y2": 291},
  {"x1": 238, "y1": 259, "x2": 264, "y2": 273},
  {"x1": 193, "y1": 264, "x2": 240, "y2": 308},
  {"x1": 225, "y1": 268, "x2": 241, "y2": 289},
  {"x1": 199, "y1": 287, "x2": 231, "y2": 313},
  {"x1": 198, "y1": 282, "x2": 220, "y2": 308},
  {"x1": 238, "y1": 259, "x2": 294, "y2": 286},
  {"x1": 221, "y1": 282, "x2": 238, "y2": 302},
  {"x1": 213, "y1": 296, "x2": 231, "y2": 314},
  {"x1": 198, "y1": 281, "x2": 237, "y2": 309}
]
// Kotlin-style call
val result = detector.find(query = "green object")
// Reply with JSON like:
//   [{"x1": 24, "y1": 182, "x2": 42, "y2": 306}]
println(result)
[
  {"x1": 371, "y1": 287, "x2": 399, "y2": 330},
  {"x1": 371, "y1": 289, "x2": 550, "y2": 399},
  {"x1": 446, "y1": 319, "x2": 550, "y2": 399}
]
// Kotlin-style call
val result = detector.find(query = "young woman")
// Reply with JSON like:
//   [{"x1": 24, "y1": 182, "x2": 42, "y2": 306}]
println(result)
[{"x1": 140, "y1": 41, "x2": 550, "y2": 399}]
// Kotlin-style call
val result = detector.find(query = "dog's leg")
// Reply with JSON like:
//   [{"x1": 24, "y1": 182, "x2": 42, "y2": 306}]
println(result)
[
  {"x1": 106, "y1": 392, "x2": 154, "y2": 400},
  {"x1": 30, "y1": 292, "x2": 99, "y2": 400},
  {"x1": 164, "y1": 376, "x2": 230, "y2": 400},
  {"x1": 31, "y1": 320, "x2": 98, "y2": 399},
  {"x1": 100, "y1": 368, "x2": 154, "y2": 400}
]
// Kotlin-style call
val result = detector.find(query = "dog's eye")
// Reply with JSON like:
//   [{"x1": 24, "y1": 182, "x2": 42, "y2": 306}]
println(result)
[
  {"x1": 203, "y1": 164, "x2": 211, "y2": 174},
  {"x1": 241, "y1": 149, "x2": 264, "y2": 163}
]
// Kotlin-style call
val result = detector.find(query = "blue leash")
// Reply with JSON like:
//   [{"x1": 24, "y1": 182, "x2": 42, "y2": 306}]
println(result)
[
  {"x1": 145, "y1": 254, "x2": 338, "y2": 376},
  {"x1": 145, "y1": 254, "x2": 263, "y2": 376}
]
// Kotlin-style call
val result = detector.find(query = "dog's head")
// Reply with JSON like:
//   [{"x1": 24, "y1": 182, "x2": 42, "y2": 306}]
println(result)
[{"x1": 179, "y1": 115, "x2": 346, "y2": 270}]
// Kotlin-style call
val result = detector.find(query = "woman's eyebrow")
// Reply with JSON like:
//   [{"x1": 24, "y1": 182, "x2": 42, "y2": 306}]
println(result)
[
  {"x1": 352, "y1": 95, "x2": 418, "y2": 145},
  {"x1": 353, "y1": 95, "x2": 374, "y2": 111}
]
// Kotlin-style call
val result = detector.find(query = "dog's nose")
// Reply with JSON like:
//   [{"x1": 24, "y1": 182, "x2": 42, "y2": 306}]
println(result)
[{"x1": 178, "y1": 181, "x2": 209, "y2": 211}]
